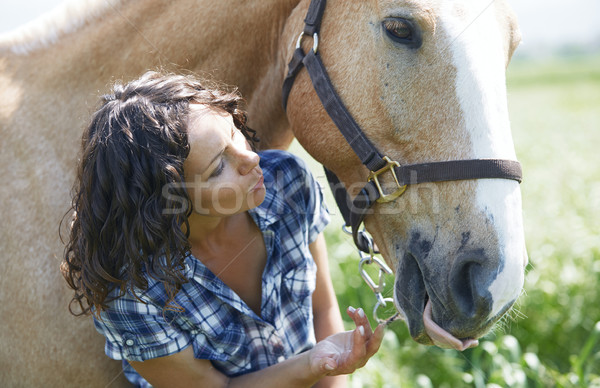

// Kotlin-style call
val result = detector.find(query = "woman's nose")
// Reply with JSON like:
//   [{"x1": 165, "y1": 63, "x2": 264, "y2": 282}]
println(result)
[{"x1": 237, "y1": 149, "x2": 260, "y2": 175}]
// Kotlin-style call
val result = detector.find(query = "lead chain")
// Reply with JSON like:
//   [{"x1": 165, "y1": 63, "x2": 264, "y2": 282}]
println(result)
[{"x1": 355, "y1": 230, "x2": 396, "y2": 324}]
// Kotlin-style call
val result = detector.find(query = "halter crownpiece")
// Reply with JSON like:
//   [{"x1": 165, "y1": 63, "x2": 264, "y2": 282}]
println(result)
[{"x1": 282, "y1": 0, "x2": 523, "y2": 253}]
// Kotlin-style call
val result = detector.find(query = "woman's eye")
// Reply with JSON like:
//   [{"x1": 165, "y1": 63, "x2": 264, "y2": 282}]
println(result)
[
  {"x1": 210, "y1": 160, "x2": 224, "y2": 178},
  {"x1": 383, "y1": 18, "x2": 421, "y2": 48}
]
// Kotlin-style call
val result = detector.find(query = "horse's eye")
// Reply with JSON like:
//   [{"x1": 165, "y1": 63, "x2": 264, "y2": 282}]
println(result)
[
  {"x1": 383, "y1": 18, "x2": 421, "y2": 48},
  {"x1": 384, "y1": 19, "x2": 411, "y2": 39}
]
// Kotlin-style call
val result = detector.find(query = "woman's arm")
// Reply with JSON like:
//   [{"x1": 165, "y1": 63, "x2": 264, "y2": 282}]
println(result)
[
  {"x1": 311, "y1": 233, "x2": 345, "y2": 340},
  {"x1": 310, "y1": 233, "x2": 385, "y2": 388},
  {"x1": 310, "y1": 232, "x2": 347, "y2": 387},
  {"x1": 129, "y1": 312, "x2": 382, "y2": 388},
  {"x1": 129, "y1": 345, "x2": 323, "y2": 388}
]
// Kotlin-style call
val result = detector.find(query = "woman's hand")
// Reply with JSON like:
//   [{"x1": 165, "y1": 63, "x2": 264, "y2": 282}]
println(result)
[{"x1": 308, "y1": 306, "x2": 384, "y2": 376}]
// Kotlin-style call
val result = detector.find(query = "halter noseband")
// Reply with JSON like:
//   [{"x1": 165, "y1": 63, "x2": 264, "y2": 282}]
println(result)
[{"x1": 282, "y1": 0, "x2": 522, "y2": 253}]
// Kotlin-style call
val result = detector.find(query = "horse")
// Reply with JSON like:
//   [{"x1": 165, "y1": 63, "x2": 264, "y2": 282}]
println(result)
[{"x1": 0, "y1": 0, "x2": 526, "y2": 386}]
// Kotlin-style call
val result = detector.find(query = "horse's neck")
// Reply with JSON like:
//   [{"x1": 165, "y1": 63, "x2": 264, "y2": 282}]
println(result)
[
  {"x1": 1, "y1": 0, "x2": 305, "y2": 148},
  {"x1": 3, "y1": 0, "x2": 302, "y2": 89}
]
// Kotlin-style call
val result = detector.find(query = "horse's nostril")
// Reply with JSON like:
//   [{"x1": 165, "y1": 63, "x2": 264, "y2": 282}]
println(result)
[
  {"x1": 451, "y1": 262, "x2": 477, "y2": 317},
  {"x1": 450, "y1": 254, "x2": 492, "y2": 319}
]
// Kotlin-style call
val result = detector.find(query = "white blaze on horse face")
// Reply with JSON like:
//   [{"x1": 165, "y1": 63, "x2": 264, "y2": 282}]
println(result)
[{"x1": 440, "y1": 1, "x2": 525, "y2": 317}]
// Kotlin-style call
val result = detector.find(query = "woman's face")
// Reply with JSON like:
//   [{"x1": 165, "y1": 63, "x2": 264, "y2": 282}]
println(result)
[{"x1": 183, "y1": 104, "x2": 266, "y2": 216}]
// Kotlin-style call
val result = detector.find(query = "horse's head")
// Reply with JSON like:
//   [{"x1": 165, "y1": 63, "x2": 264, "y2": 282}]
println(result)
[{"x1": 284, "y1": 0, "x2": 525, "y2": 348}]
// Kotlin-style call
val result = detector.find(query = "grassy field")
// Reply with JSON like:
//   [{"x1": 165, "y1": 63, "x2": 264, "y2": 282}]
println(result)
[{"x1": 291, "y1": 54, "x2": 600, "y2": 387}]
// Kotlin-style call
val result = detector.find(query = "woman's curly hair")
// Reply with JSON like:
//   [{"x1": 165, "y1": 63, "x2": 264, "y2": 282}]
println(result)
[{"x1": 61, "y1": 71, "x2": 259, "y2": 316}]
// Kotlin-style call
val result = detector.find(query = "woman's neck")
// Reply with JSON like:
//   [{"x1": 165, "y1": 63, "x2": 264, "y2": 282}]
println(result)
[{"x1": 186, "y1": 211, "x2": 253, "y2": 257}]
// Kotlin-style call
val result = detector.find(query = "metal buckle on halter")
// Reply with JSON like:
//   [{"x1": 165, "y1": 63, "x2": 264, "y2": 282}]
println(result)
[
  {"x1": 368, "y1": 156, "x2": 407, "y2": 203},
  {"x1": 296, "y1": 31, "x2": 319, "y2": 54}
]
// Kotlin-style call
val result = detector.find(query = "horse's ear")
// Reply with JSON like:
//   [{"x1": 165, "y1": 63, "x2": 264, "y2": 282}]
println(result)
[
  {"x1": 507, "y1": 26, "x2": 522, "y2": 64},
  {"x1": 503, "y1": 6, "x2": 522, "y2": 65}
]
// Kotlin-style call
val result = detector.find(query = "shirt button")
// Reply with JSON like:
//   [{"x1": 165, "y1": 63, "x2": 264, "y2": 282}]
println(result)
[
  {"x1": 216, "y1": 347, "x2": 224, "y2": 354},
  {"x1": 277, "y1": 355, "x2": 285, "y2": 363},
  {"x1": 125, "y1": 339, "x2": 134, "y2": 346}
]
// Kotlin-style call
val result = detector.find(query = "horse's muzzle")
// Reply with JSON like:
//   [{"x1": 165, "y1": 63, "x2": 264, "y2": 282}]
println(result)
[{"x1": 393, "y1": 248, "x2": 507, "y2": 348}]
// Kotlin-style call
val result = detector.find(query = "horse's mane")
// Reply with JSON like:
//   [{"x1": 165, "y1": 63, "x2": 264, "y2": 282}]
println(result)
[{"x1": 0, "y1": 0, "x2": 123, "y2": 55}]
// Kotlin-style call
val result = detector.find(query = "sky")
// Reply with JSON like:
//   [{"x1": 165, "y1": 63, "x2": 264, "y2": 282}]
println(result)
[
  {"x1": 1, "y1": 0, "x2": 599, "y2": 55},
  {"x1": 509, "y1": 0, "x2": 600, "y2": 53}
]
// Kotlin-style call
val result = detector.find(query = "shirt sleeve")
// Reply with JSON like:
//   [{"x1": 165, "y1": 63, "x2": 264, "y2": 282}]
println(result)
[
  {"x1": 305, "y1": 175, "x2": 330, "y2": 243},
  {"x1": 92, "y1": 292, "x2": 192, "y2": 362},
  {"x1": 284, "y1": 153, "x2": 331, "y2": 244}
]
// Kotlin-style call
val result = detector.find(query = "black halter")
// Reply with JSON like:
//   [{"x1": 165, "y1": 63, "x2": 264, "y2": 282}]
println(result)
[{"x1": 282, "y1": 0, "x2": 522, "y2": 253}]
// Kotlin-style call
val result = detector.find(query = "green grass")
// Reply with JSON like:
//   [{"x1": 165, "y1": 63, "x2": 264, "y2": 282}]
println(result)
[{"x1": 290, "y1": 53, "x2": 600, "y2": 387}]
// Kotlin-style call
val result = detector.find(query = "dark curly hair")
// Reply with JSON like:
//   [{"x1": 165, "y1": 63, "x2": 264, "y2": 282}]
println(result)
[{"x1": 61, "y1": 71, "x2": 259, "y2": 316}]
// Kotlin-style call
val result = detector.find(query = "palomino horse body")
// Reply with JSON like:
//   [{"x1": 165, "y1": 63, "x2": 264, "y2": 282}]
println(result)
[{"x1": 0, "y1": 0, "x2": 525, "y2": 386}]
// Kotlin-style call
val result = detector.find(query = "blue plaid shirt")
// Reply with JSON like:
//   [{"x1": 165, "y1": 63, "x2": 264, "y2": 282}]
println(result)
[{"x1": 93, "y1": 150, "x2": 330, "y2": 387}]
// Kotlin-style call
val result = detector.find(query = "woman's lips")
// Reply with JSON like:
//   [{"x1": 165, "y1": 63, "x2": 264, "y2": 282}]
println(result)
[{"x1": 251, "y1": 175, "x2": 264, "y2": 191}]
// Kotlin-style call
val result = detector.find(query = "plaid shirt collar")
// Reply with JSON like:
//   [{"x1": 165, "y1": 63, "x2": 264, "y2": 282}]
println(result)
[{"x1": 249, "y1": 174, "x2": 292, "y2": 229}]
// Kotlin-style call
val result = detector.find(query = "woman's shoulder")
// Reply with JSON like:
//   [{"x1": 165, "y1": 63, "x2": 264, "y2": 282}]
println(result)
[
  {"x1": 258, "y1": 150, "x2": 310, "y2": 175},
  {"x1": 101, "y1": 257, "x2": 190, "y2": 312},
  {"x1": 254, "y1": 150, "x2": 327, "y2": 226},
  {"x1": 259, "y1": 150, "x2": 312, "y2": 180}
]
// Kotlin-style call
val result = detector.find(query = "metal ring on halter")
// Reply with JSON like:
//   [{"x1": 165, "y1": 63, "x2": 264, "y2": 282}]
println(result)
[
  {"x1": 356, "y1": 229, "x2": 382, "y2": 255},
  {"x1": 357, "y1": 229, "x2": 375, "y2": 256},
  {"x1": 296, "y1": 32, "x2": 319, "y2": 54},
  {"x1": 341, "y1": 224, "x2": 352, "y2": 235},
  {"x1": 373, "y1": 297, "x2": 396, "y2": 324}
]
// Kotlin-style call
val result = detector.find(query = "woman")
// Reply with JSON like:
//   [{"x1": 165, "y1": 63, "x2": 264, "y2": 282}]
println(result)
[{"x1": 62, "y1": 71, "x2": 384, "y2": 387}]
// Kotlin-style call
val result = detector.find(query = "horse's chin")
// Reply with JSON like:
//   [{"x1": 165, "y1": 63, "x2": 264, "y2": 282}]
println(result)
[
  {"x1": 395, "y1": 294, "x2": 481, "y2": 351},
  {"x1": 422, "y1": 300, "x2": 480, "y2": 350},
  {"x1": 393, "y1": 252, "x2": 481, "y2": 351}
]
